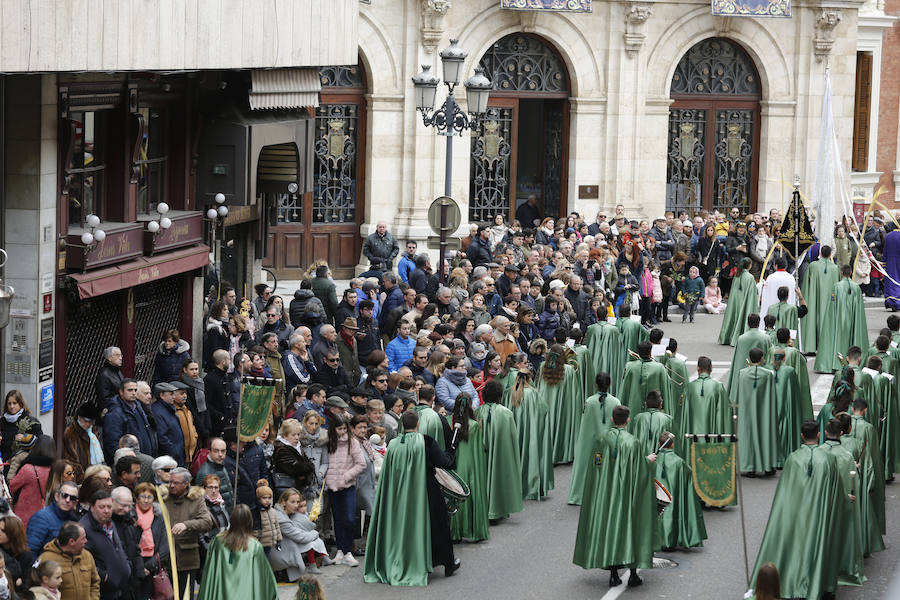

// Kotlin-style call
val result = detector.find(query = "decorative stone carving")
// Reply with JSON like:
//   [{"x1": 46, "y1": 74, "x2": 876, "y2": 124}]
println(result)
[
  {"x1": 624, "y1": 3, "x2": 653, "y2": 57},
  {"x1": 713, "y1": 15, "x2": 733, "y2": 36},
  {"x1": 813, "y1": 9, "x2": 842, "y2": 63},
  {"x1": 422, "y1": 0, "x2": 451, "y2": 54},
  {"x1": 519, "y1": 10, "x2": 539, "y2": 33}
]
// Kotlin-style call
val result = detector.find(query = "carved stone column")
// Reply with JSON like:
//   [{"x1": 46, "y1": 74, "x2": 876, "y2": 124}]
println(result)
[
  {"x1": 624, "y1": 3, "x2": 653, "y2": 57},
  {"x1": 422, "y1": 0, "x2": 451, "y2": 54},
  {"x1": 814, "y1": 8, "x2": 842, "y2": 62}
]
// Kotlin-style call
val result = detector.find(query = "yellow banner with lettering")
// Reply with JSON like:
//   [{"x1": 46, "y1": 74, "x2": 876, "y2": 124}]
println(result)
[{"x1": 690, "y1": 441, "x2": 737, "y2": 507}]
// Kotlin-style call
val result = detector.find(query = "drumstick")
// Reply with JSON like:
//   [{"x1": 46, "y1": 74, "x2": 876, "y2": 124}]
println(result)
[
  {"x1": 450, "y1": 422, "x2": 462, "y2": 448},
  {"x1": 654, "y1": 435, "x2": 673, "y2": 455}
]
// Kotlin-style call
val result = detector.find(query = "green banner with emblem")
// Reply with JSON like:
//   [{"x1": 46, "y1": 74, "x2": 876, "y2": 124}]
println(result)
[
  {"x1": 690, "y1": 441, "x2": 737, "y2": 507},
  {"x1": 239, "y1": 384, "x2": 275, "y2": 442}
]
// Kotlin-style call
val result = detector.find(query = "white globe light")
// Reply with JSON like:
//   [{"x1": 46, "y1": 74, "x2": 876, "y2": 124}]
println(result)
[
  {"x1": 93, "y1": 229, "x2": 106, "y2": 242},
  {"x1": 206, "y1": 208, "x2": 218, "y2": 220},
  {"x1": 80, "y1": 232, "x2": 94, "y2": 245},
  {"x1": 86, "y1": 214, "x2": 100, "y2": 228},
  {"x1": 160, "y1": 217, "x2": 172, "y2": 229},
  {"x1": 217, "y1": 205, "x2": 229, "y2": 218},
  {"x1": 147, "y1": 221, "x2": 160, "y2": 233},
  {"x1": 215, "y1": 193, "x2": 226, "y2": 204},
  {"x1": 157, "y1": 202, "x2": 169, "y2": 214}
]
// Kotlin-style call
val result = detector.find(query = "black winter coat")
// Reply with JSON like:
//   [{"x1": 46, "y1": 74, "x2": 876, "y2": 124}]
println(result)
[
  {"x1": 152, "y1": 339, "x2": 191, "y2": 387},
  {"x1": 203, "y1": 368, "x2": 232, "y2": 437},
  {"x1": 272, "y1": 441, "x2": 316, "y2": 492},
  {"x1": 289, "y1": 289, "x2": 325, "y2": 328},
  {"x1": 95, "y1": 364, "x2": 123, "y2": 407},
  {"x1": 80, "y1": 512, "x2": 131, "y2": 599},
  {"x1": 466, "y1": 236, "x2": 493, "y2": 267},
  {"x1": 112, "y1": 511, "x2": 146, "y2": 592}
]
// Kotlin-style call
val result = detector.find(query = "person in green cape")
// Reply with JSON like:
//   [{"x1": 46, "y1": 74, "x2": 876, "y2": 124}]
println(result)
[
  {"x1": 818, "y1": 376, "x2": 854, "y2": 444},
  {"x1": 536, "y1": 344, "x2": 582, "y2": 464},
  {"x1": 628, "y1": 391, "x2": 674, "y2": 456},
  {"x1": 364, "y1": 410, "x2": 460, "y2": 586},
  {"x1": 771, "y1": 328, "x2": 813, "y2": 421},
  {"x1": 762, "y1": 314, "x2": 778, "y2": 345},
  {"x1": 813, "y1": 264, "x2": 868, "y2": 373},
  {"x1": 408, "y1": 385, "x2": 451, "y2": 450},
  {"x1": 617, "y1": 304, "x2": 648, "y2": 361},
  {"x1": 848, "y1": 398, "x2": 886, "y2": 555},
  {"x1": 573, "y1": 405, "x2": 658, "y2": 587},
  {"x1": 494, "y1": 354, "x2": 522, "y2": 408},
  {"x1": 620, "y1": 341, "x2": 671, "y2": 417},
  {"x1": 800, "y1": 245, "x2": 840, "y2": 354},
  {"x1": 888, "y1": 314, "x2": 900, "y2": 346},
  {"x1": 509, "y1": 368, "x2": 554, "y2": 500},
  {"x1": 449, "y1": 393, "x2": 489, "y2": 542},
  {"x1": 867, "y1": 333, "x2": 900, "y2": 379},
  {"x1": 821, "y1": 418, "x2": 865, "y2": 587},
  {"x1": 659, "y1": 339, "x2": 690, "y2": 454},
  {"x1": 765, "y1": 285, "x2": 808, "y2": 333},
  {"x1": 476, "y1": 380, "x2": 524, "y2": 520},
  {"x1": 751, "y1": 420, "x2": 848, "y2": 600},
  {"x1": 771, "y1": 347, "x2": 803, "y2": 465},
  {"x1": 733, "y1": 347, "x2": 778, "y2": 475},
  {"x1": 568, "y1": 372, "x2": 621, "y2": 505},
  {"x1": 582, "y1": 314, "x2": 625, "y2": 396},
  {"x1": 654, "y1": 432, "x2": 707, "y2": 551},
  {"x1": 687, "y1": 356, "x2": 732, "y2": 435},
  {"x1": 866, "y1": 355, "x2": 900, "y2": 481},
  {"x1": 718, "y1": 257, "x2": 757, "y2": 346},
  {"x1": 726, "y1": 313, "x2": 773, "y2": 393},
  {"x1": 197, "y1": 504, "x2": 279, "y2": 600}
]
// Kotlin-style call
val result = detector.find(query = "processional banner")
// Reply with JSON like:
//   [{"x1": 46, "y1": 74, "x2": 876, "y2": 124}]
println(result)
[
  {"x1": 500, "y1": 0, "x2": 592, "y2": 12},
  {"x1": 690, "y1": 442, "x2": 737, "y2": 507},
  {"x1": 711, "y1": 0, "x2": 790, "y2": 17},
  {"x1": 239, "y1": 384, "x2": 275, "y2": 442}
]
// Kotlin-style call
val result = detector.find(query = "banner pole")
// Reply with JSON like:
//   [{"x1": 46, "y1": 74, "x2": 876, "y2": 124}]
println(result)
[
  {"x1": 732, "y1": 404, "x2": 750, "y2": 587},
  {"x1": 234, "y1": 379, "x2": 244, "y2": 497}
]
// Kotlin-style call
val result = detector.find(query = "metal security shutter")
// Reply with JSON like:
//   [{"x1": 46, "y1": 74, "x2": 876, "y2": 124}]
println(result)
[
  {"x1": 134, "y1": 278, "x2": 182, "y2": 384},
  {"x1": 64, "y1": 293, "x2": 121, "y2": 420}
]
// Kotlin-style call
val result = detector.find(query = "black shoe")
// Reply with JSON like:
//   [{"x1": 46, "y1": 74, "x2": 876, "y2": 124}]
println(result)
[
  {"x1": 445, "y1": 558, "x2": 461, "y2": 577},
  {"x1": 628, "y1": 571, "x2": 643, "y2": 587},
  {"x1": 663, "y1": 318, "x2": 672, "y2": 322},
  {"x1": 609, "y1": 568, "x2": 622, "y2": 587}
]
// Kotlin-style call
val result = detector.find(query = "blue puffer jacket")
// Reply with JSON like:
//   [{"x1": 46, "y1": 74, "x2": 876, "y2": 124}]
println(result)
[
  {"x1": 152, "y1": 339, "x2": 191, "y2": 387},
  {"x1": 386, "y1": 335, "x2": 416, "y2": 372},
  {"x1": 26, "y1": 502, "x2": 75, "y2": 556}
]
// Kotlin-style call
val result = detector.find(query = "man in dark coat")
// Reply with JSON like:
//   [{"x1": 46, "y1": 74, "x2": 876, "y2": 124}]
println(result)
[
  {"x1": 466, "y1": 223, "x2": 494, "y2": 268},
  {"x1": 203, "y1": 350, "x2": 232, "y2": 438},
  {"x1": 150, "y1": 384, "x2": 187, "y2": 466},
  {"x1": 102, "y1": 379, "x2": 154, "y2": 463},
  {"x1": 335, "y1": 289, "x2": 358, "y2": 326},
  {"x1": 289, "y1": 281, "x2": 326, "y2": 329},
  {"x1": 564, "y1": 275, "x2": 590, "y2": 325},
  {"x1": 223, "y1": 428, "x2": 269, "y2": 510},
  {"x1": 408, "y1": 254, "x2": 429, "y2": 294},
  {"x1": 495, "y1": 264, "x2": 520, "y2": 299},
  {"x1": 358, "y1": 257, "x2": 385, "y2": 283},
  {"x1": 313, "y1": 349, "x2": 353, "y2": 392},
  {"x1": 362, "y1": 221, "x2": 400, "y2": 270},
  {"x1": 180, "y1": 360, "x2": 211, "y2": 441},
  {"x1": 80, "y1": 491, "x2": 131, "y2": 600},
  {"x1": 356, "y1": 300, "x2": 382, "y2": 366},
  {"x1": 111, "y1": 487, "x2": 145, "y2": 600},
  {"x1": 379, "y1": 274, "x2": 404, "y2": 327},
  {"x1": 311, "y1": 265, "x2": 340, "y2": 325},
  {"x1": 95, "y1": 346, "x2": 124, "y2": 408}
]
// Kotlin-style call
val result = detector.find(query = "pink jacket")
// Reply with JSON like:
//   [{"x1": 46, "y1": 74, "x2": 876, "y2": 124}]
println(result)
[
  {"x1": 704, "y1": 285, "x2": 723, "y2": 306},
  {"x1": 324, "y1": 436, "x2": 366, "y2": 492},
  {"x1": 10, "y1": 464, "x2": 50, "y2": 528}
]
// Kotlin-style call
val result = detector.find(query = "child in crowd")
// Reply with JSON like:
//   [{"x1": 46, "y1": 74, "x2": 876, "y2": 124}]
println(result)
[
  {"x1": 29, "y1": 560, "x2": 62, "y2": 600},
  {"x1": 703, "y1": 275, "x2": 726, "y2": 314},
  {"x1": 253, "y1": 480, "x2": 283, "y2": 557},
  {"x1": 294, "y1": 575, "x2": 326, "y2": 600},
  {"x1": 295, "y1": 497, "x2": 331, "y2": 571},
  {"x1": 679, "y1": 266, "x2": 705, "y2": 323},
  {"x1": 584, "y1": 296, "x2": 603, "y2": 327},
  {"x1": 285, "y1": 385, "x2": 308, "y2": 420},
  {"x1": 650, "y1": 261, "x2": 663, "y2": 325},
  {"x1": 614, "y1": 262, "x2": 640, "y2": 313},
  {"x1": 537, "y1": 296, "x2": 561, "y2": 342}
]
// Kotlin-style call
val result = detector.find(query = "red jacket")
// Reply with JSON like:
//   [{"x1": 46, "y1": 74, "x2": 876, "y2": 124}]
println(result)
[{"x1": 10, "y1": 464, "x2": 50, "y2": 528}]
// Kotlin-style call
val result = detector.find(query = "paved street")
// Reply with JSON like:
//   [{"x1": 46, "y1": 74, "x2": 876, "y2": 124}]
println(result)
[{"x1": 279, "y1": 300, "x2": 900, "y2": 599}]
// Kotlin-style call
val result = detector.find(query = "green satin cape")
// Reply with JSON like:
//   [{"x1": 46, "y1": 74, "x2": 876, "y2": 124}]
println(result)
[
  {"x1": 800, "y1": 259, "x2": 839, "y2": 353},
  {"x1": 847, "y1": 415, "x2": 886, "y2": 553},
  {"x1": 617, "y1": 318, "x2": 649, "y2": 360},
  {"x1": 620, "y1": 359, "x2": 671, "y2": 417},
  {"x1": 628, "y1": 409, "x2": 674, "y2": 457},
  {"x1": 196, "y1": 537, "x2": 278, "y2": 600},
  {"x1": 449, "y1": 418, "x2": 490, "y2": 542},
  {"x1": 773, "y1": 364, "x2": 803, "y2": 465},
  {"x1": 821, "y1": 440, "x2": 866, "y2": 586},
  {"x1": 537, "y1": 364, "x2": 582, "y2": 463},
  {"x1": 766, "y1": 301, "x2": 798, "y2": 335},
  {"x1": 732, "y1": 365, "x2": 779, "y2": 473},
  {"x1": 752, "y1": 444, "x2": 845, "y2": 600},
  {"x1": 413, "y1": 405, "x2": 446, "y2": 450},
  {"x1": 813, "y1": 278, "x2": 868, "y2": 373},
  {"x1": 568, "y1": 392, "x2": 621, "y2": 505},
  {"x1": 660, "y1": 353, "x2": 691, "y2": 456},
  {"x1": 573, "y1": 427, "x2": 657, "y2": 570},
  {"x1": 476, "y1": 402, "x2": 524, "y2": 519},
  {"x1": 511, "y1": 386, "x2": 554, "y2": 500},
  {"x1": 726, "y1": 329, "x2": 773, "y2": 393},
  {"x1": 582, "y1": 322, "x2": 625, "y2": 395},
  {"x1": 655, "y1": 449, "x2": 707, "y2": 549},
  {"x1": 364, "y1": 432, "x2": 432, "y2": 586},
  {"x1": 686, "y1": 375, "x2": 733, "y2": 436},
  {"x1": 718, "y1": 270, "x2": 758, "y2": 346},
  {"x1": 783, "y1": 346, "x2": 813, "y2": 420}
]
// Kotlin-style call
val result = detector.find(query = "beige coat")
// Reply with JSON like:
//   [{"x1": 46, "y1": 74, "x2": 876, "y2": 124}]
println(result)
[
  {"x1": 40, "y1": 540, "x2": 101, "y2": 600},
  {"x1": 160, "y1": 485, "x2": 214, "y2": 571}
]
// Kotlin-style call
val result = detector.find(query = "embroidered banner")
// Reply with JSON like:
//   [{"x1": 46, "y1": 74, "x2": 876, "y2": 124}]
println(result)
[
  {"x1": 238, "y1": 384, "x2": 275, "y2": 442},
  {"x1": 500, "y1": 0, "x2": 592, "y2": 12},
  {"x1": 711, "y1": 0, "x2": 790, "y2": 17},
  {"x1": 690, "y1": 441, "x2": 737, "y2": 506}
]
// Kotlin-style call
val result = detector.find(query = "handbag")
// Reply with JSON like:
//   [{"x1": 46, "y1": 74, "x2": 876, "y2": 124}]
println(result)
[
  {"x1": 151, "y1": 554, "x2": 174, "y2": 600},
  {"x1": 271, "y1": 470, "x2": 298, "y2": 496}
]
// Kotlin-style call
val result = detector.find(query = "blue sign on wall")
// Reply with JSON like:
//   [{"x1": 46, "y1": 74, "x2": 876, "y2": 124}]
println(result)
[{"x1": 40, "y1": 384, "x2": 54, "y2": 414}]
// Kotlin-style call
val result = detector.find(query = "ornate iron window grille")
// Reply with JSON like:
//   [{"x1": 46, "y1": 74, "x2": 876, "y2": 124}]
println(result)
[
  {"x1": 713, "y1": 109, "x2": 753, "y2": 214},
  {"x1": 670, "y1": 38, "x2": 760, "y2": 96},
  {"x1": 478, "y1": 34, "x2": 569, "y2": 93},
  {"x1": 666, "y1": 109, "x2": 706, "y2": 217},
  {"x1": 313, "y1": 104, "x2": 358, "y2": 223},
  {"x1": 319, "y1": 65, "x2": 364, "y2": 89},
  {"x1": 469, "y1": 107, "x2": 513, "y2": 222}
]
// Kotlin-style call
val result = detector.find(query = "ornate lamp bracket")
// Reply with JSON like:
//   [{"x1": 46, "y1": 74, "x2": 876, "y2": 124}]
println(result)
[
  {"x1": 422, "y1": 0, "x2": 451, "y2": 54},
  {"x1": 814, "y1": 8, "x2": 842, "y2": 63},
  {"x1": 624, "y1": 3, "x2": 653, "y2": 57}
]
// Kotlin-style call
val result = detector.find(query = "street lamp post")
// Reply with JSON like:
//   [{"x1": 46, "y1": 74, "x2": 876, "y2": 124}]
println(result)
[{"x1": 412, "y1": 39, "x2": 491, "y2": 282}]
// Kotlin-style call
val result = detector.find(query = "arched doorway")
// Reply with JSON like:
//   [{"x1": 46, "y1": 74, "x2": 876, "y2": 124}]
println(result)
[
  {"x1": 666, "y1": 38, "x2": 761, "y2": 217},
  {"x1": 262, "y1": 64, "x2": 366, "y2": 278},
  {"x1": 470, "y1": 33, "x2": 569, "y2": 225}
]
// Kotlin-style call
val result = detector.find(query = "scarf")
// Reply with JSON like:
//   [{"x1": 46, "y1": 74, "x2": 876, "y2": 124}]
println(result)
[
  {"x1": 135, "y1": 505, "x2": 155, "y2": 557},
  {"x1": 3, "y1": 409, "x2": 23, "y2": 423},
  {"x1": 82, "y1": 421, "x2": 105, "y2": 466},
  {"x1": 206, "y1": 494, "x2": 224, "y2": 506},
  {"x1": 182, "y1": 373, "x2": 207, "y2": 412},
  {"x1": 276, "y1": 434, "x2": 304, "y2": 454}
]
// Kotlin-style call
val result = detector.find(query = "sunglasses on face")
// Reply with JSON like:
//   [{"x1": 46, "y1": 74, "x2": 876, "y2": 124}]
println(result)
[
  {"x1": 59, "y1": 492, "x2": 78, "y2": 502},
  {"x1": 267, "y1": 313, "x2": 278, "y2": 318},
  {"x1": 161, "y1": 467, "x2": 173, "y2": 473},
  {"x1": 376, "y1": 378, "x2": 388, "y2": 383},
  {"x1": 325, "y1": 357, "x2": 339, "y2": 363}
]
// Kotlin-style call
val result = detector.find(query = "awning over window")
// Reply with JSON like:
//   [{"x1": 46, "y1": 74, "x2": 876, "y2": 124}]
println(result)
[
  {"x1": 68, "y1": 244, "x2": 210, "y2": 299},
  {"x1": 249, "y1": 68, "x2": 322, "y2": 110}
]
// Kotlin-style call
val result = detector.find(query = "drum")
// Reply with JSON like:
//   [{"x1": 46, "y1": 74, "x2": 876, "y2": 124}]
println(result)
[
  {"x1": 655, "y1": 479, "x2": 672, "y2": 516},
  {"x1": 435, "y1": 468, "x2": 471, "y2": 514}
]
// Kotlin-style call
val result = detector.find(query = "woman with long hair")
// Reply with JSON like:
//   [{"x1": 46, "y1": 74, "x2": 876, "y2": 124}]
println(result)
[
  {"x1": 425, "y1": 350, "x2": 446, "y2": 382},
  {"x1": 9, "y1": 435, "x2": 54, "y2": 528},
  {"x1": 753, "y1": 562, "x2": 781, "y2": 600},
  {"x1": 1, "y1": 391, "x2": 42, "y2": 470},
  {"x1": 0, "y1": 515, "x2": 32, "y2": 589},
  {"x1": 197, "y1": 504, "x2": 278, "y2": 600},
  {"x1": 536, "y1": 344, "x2": 581, "y2": 464},
  {"x1": 43, "y1": 460, "x2": 76, "y2": 506},
  {"x1": 455, "y1": 317, "x2": 477, "y2": 345},
  {"x1": 324, "y1": 417, "x2": 366, "y2": 566},
  {"x1": 696, "y1": 223, "x2": 722, "y2": 284},
  {"x1": 509, "y1": 369, "x2": 554, "y2": 500},
  {"x1": 472, "y1": 351, "x2": 502, "y2": 402}
]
